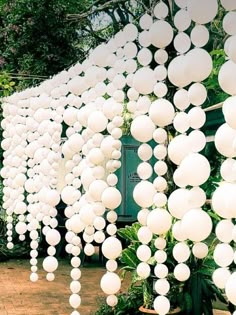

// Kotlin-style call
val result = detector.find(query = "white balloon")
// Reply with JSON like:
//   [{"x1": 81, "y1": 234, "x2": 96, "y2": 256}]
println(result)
[
  {"x1": 154, "y1": 279, "x2": 170, "y2": 296},
  {"x1": 137, "y1": 225, "x2": 153, "y2": 244},
  {"x1": 154, "y1": 263, "x2": 168, "y2": 278},
  {"x1": 188, "y1": 186, "x2": 206, "y2": 208},
  {"x1": 154, "y1": 49, "x2": 168, "y2": 65},
  {"x1": 191, "y1": 25, "x2": 209, "y2": 47},
  {"x1": 168, "y1": 188, "x2": 190, "y2": 219},
  {"x1": 181, "y1": 208, "x2": 212, "y2": 242},
  {"x1": 168, "y1": 55, "x2": 191, "y2": 88},
  {"x1": 187, "y1": 0, "x2": 218, "y2": 24},
  {"x1": 168, "y1": 134, "x2": 191, "y2": 165},
  {"x1": 131, "y1": 115, "x2": 155, "y2": 142},
  {"x1": 137, "y1": 262, "x2": 151, "y2": 279},
  {"x1": 174, "y1": 263, "x2": 190, "y2": 281},
  {"x1": 215, "y1": 220, "x2": 234, "y2": 243},
  {"x1": 149, "y1": 20, "x2": 174, "y2": 48},
  {"x1": 147, "y1": 208, "x2": 172, "y2": 235},
  {"x1": 173, "y1": 89, "x2": 190, "y2": 110},
  {"x1": 174, "y1": 9, "x2": 191, "y2": 32},
  {"x1": 173, "y1": 242, "x2": 190, "y2": 263},
  {"x1": 174, "y1": 32, "x2": 191, "y2": 54},
  {"x1": 139, "y1": 13, "x2": 153, "y2": 30},
  {"x1": 154, "y1": 295, "x2": 170, "y2": 315},
  {"x1": 215, "y1": 123, "x2": 236, "y2": 158},
  {"x1": 153, "y1": 128, "x2": 167, "y2": 144},
  {"x1": 188, "y1": 130, "x2": 206, "y2": 153},
  {"x1": 213, "y1": 268, "x2": 231, "y2": 290},
  {"x1": 223, "y1": 96, "x2": 236, "y2": 129},
  {"x1": 225, "y1": 272, "x2": 236, "y2": 305},
  {"x1": 220, "y1": 0, "x2": 236, "y2": 10},
  {"x1": 186, "y1": 48, "x2": 213, "y2": 82},
  {"x1": 100, "y1": 272, "x2": 121, "y2": 295},
  {"x1": 42, "y1": 256, "x2": 58, "y2": 273},
  {"x1": 154, "y1": 82, "x2": 168, "y2": 98},
  {"x1": 188, "y1": 83, "x2": 207, "y2": 106},
  {"x1": 154, "y1": 2, "x2": 169, "y2": 19},
  {"x1": 101, "y1": 187, "x2": 122, "y2": 209},
  {"x1": 188, "y1": 107, "x2": 206, "y2": 129},
  {"x1": 192, "y1": 242, "x2": 208, "y2": 259},
  {"x1": 46, "y1": 229, "x2": 61, "y2": 246},
  {"x1": 133, "y1": 68, "x2": 156, "y2": 95},
  {"x1": 218, "y1": 60, "x2": 236, "y2": 95},
  {"x1": 137, "y1": 162, "x2": 153, "y2": 180},
  {"x1": 220, "y1": 158, "x2": 236, "y2": 182},
  {"x1": 214, "y1": 243, "x2": 234, "y2": 267},
  {"x1": 138, "y1": 143, "x2": 153, "y2": 161},
  {"x1": 149, "y1": 99, "x2": 175, "y2": 127},
  {"x1": 102, "y1": 237, "x2": 122, "y2": 260},
  {"x1": 88, "y1": 111, "x2": 108, "y2": 133},
  {"x1": 173, "y1": 112, "x2": 190, "y2": 133},
  {"x1": 133, "y1": 180, "x2": 156, "y2": 208},
  {"x1": 137, "y1": 244, "x2": 152, "y2": 262},
  {"x1": 137, "y1": 48, "x2": 152, "y2": 66},
  {"x1": 223, "y1": 12, "x2": 236, "y2": 35}
]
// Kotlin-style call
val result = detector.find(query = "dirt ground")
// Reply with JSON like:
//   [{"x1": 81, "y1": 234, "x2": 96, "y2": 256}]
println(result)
[{"x1": 0, "y1": 256, "x2": 110, "y2": 315}]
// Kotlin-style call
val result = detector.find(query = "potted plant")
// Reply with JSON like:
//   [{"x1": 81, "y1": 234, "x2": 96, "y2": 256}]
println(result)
[{"x1": 117, "y1": 222, "x2": 229, "y2": 315}]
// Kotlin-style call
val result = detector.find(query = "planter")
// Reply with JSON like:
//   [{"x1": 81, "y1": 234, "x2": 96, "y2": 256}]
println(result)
[{"x1": 139, "y1": 306, "x2": 182, "y2": 314}]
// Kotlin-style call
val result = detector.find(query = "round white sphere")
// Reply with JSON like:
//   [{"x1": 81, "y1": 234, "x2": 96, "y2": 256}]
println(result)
[
  {"x1": 137, "y1": 244, "x2": 152, "y2": 262},
  {"x1": 133, "y1": 180, "x2": 156, "y2": 208},
  {"x1": 153, "y1": 295, "x2": 170, "y2": 315},
  {"x1": 218, "y1": 60, "x2": 236, "y2": 95},
  {"x1": 102, "y1": 237, "x2": 122, "y2": 260},
  {"x1": 215, "y1": 123, "x2": 236, "y2": 158},
  {"x1": 149, "y1": 20, "x2": 173, "y2": 48},
  {"x1": 181, "y1": 208, "x2": 212, "y2": 242},
  {"x1": 223, "y1": 11, "x2": 236, "y2": 35},
  {"x1": 214, "y1": 243, "x2": 234, "y2": 267},
  {"x1": 100, "y1": 272, "x2": 121, "y2": 295},
  {"x1": 188, "y1": 83, "x2": 207, "y2": 106},
  {"x1": 173, "y1": 89, "x2": 190, "y2": 110},
  {"x1": 42, "y1": 256, "x2": 58, "y2": 273},
  {"x1": 215, "y1": 220, "x2": 234, "y2": 243},
  {"x1": 138, "y1": 143, "x2": 153, "y2": 161},
  {"x1": 192, "y1": 242, "x2": 209, "y2": 259},
  {"x1": 220, "y1": 158, "x2": 236, "y2": 182},
  {"x1": 149, "y1": 99, "x2": 175, "y2": 127},
  {"x1": 154, "y1": 278, "x2": 170, "y2": 296},
  {"x1": 131, "y1": 115, "x2": 155, "y2": 142},
  {"x1": 191, "y1": 25, "x2": 209, "y2": 47},
  {"x1": 174, "y1": 9, "x2": 191, "y2": 32},
  {"x1": 187, "y1": 0, "x2": 218, "y2": 24},
  {"x1": 46, "y1": 229, "x2": 61, "y2": 246},
  {"x1": 220, "y1": 0, "x2": 236, "y2": 10},
  {"x1": 225, "y1": 272, "x2": 236, "y2": 305},
  {"x1": 174, "y1": 263, "x2": 190, "y2": 282},
  {"x1": 137, "y1": 162, "x2": 153, "y2": 180},
  {"x1": 168, "y1": 188, "x2": 190, "y2": 219},
  {"x1": 133, "y1": 68, "x2": 156, "y2": 95},
  {"x1": 213, "y1": 267, "x2": 231, "y2": 290},
  {"x1": 168, "y1": 55, "x2": 191, "y2": 88},
  {"x1": 173, "y1": 242, "x2": 190, "y2": 263},
  {"x1": 223, "y1": 96, "x2": 236, "y2": 129},
  {"x1": 136, "y1": 262, "x2": 151, "y2": 279},
  {"x1": 137, "y1": 226, "x2": 153, "y2": 244},
  {"x1": 173, "y1": 112, "x2": 190, "y2": 133},
  {"x1": 174, "y1": 32, "x2": 191, "y2": 54},
  {"x1": 101, "y1": 187, "x2": 122, "y2": 210},
  {"x1": 147, "y1": 209, "x2": 172, "y2": 235}
]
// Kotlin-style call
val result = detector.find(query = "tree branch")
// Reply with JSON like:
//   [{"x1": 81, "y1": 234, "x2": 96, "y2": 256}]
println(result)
[{"x1": 67, "y1": 0, "x2": 129, "y2": 21}]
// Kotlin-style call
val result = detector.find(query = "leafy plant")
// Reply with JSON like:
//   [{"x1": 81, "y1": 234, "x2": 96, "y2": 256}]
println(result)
[{"x1": 117, "y1": 223, "x2": 229, "y2": 314}]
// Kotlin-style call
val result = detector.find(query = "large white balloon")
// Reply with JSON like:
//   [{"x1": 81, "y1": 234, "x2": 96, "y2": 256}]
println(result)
[
  {"x1": 100, "y1": 272, "x2": 121, "y2": 295},
  {"x1": 154, "y1": 295, "x2": 170, "y2": 314},
  {"x1": 191, "y1": 25, "x2": 209, "y2": 48},
  {"x1": 214, "y1": 243, "x2": 234, "y2": 267},
  {"x1": 133, "y1": 68, "x2": 156, "y2": 95},
  {"x1": 221, "y1": 0, "x2": 236, "y2": 10},
  {"x1": 149, "y1": 20, "x2": 174, "y2": 48},
  {"x1": 218, "y1": 61, "x2": 236, "y2": 95},
  {"x1": 225, "y1": 272, "x2": 236, "y2": 305},
  {"x1": 168, "y1": 135, "x2": 191, "y2": 165},
  {"x1": 223, "y1": 96, "x2": 236, "y2": 129},
  {"x1": 180, "y1": 153, "x2": 210, "y2": 186},
  {"x1": 223, "y1": 12, "x2": 236, "y2": 35},
  {"x1": 131, "y1": 115, "x2": 155, "y2": 142},
  {"x1": 133, "y1": 180, "x2": 156, "y2": 208},
  {"x1": 168, "y1": 189, "x2": 190, "y2": 219},
  {"x1": 181, "y1": 208, "x2": 212, "y2": 242},
  {"x1": 168, "y1": 55, "x2": 191, "y2": 88},
  {"x1": 147, "y1": 208, "x2": 172, "y2": 235},
  {"x1": 215, "y1": 123, "x2": 236, "y2": 158},
  {"x1": 149, "y1": 99, "x2": 175, "y2": 127},
  {"x1": 187, "y1": 0, "x2": 218, "y2": 24},
  {"x1": 186, "y1": 48, "x2": 213, "y2": 82},
  {"x1": 102, "y1": 237, "x2": 122, "y2": 260}
]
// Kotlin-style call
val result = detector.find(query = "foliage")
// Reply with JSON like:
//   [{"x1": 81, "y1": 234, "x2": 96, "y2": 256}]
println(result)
[
  {"x1": 94, "y1": 285, "x2": 143, "y2": 315},
  {"x1": 117, "y1": 223, "x2": 228, "y2": 314},
  {"x1": 0, "y1": 0, "x2": 81, "y2": 89}
]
